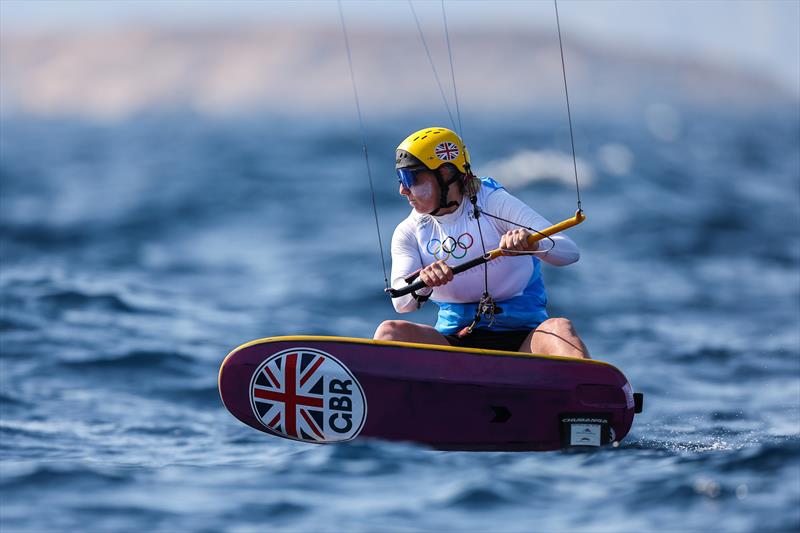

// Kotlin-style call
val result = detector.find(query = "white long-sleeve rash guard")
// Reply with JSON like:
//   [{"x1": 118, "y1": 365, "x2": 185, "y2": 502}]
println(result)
[{"x1": 390, "y1": 178, "x2": 579, "y2": 316}]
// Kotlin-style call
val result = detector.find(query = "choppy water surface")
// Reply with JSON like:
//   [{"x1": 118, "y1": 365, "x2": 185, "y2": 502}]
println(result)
[{"x1": 1, "y1": 109, "x2": 798, "y2": 532}]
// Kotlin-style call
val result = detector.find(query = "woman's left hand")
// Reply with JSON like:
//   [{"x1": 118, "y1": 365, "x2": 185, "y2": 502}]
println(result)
[{"x1": 499, "y1": 229, "x2": 539, "y2": 252}]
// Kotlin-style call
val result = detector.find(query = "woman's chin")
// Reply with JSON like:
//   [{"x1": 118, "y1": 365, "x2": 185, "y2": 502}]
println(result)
[{"x1": 408, "y1": 198, "x2": 432, "y2": 213}]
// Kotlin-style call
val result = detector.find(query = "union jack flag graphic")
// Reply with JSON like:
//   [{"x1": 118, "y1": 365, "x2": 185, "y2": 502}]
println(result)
[
  {"x1": 251, "y1": 350, "x2": 327, "y2": 441},
  {"x1": 434, "y1": 141, "x2": 459, "y2": 161}
]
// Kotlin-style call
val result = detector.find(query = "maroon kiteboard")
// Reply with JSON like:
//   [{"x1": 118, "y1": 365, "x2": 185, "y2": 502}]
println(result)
[{"x1": 218, "y1": 336, "x2": 642, "y2": 451}]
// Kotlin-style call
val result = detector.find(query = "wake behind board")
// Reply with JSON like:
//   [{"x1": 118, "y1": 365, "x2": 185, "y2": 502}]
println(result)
[{"x1": 219, "y1": 336, "x2": 642, "y2": 451}]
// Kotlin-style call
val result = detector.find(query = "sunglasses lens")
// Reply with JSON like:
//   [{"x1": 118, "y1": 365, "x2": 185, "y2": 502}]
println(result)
[{"x1": 397, "y1": 168, "x2": 418, "y2": 189}]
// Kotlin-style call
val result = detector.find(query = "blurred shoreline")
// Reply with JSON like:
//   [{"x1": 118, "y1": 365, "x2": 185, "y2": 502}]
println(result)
[{"x1": 2, "y1": 23, "x2": 797, "y2": 121}]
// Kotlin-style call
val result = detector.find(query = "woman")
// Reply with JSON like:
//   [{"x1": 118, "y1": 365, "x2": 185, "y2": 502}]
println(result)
[{"x1": 374, "y1": 127, "x2": 589, "y2": 358}]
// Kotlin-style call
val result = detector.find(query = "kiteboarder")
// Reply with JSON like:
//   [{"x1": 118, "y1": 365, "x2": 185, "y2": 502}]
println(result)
[{"x1": 374, "y1": 127, "x2": 590, "y2": 358}]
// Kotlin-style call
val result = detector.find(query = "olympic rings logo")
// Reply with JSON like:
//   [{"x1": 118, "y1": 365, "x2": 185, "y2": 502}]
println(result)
[{"x1": 426, "y1": 233, "x2": 474, "y2": 261}]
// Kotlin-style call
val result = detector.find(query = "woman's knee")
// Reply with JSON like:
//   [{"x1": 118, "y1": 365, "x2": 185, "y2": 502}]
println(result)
[
  {"x1": 538, "y1": 317, "x2": 576, "y2": 335},
  {"x1": 534, "y1": 317, "x2": 589, "y2": 358},
  {"x1": 374, "y1": 320, "x2": 413, "y2": 341}
]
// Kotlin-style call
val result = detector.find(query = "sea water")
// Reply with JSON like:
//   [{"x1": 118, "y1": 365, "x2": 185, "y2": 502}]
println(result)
[{"x1": 1, "y1": 109, "x2": 798, "y2": 532}]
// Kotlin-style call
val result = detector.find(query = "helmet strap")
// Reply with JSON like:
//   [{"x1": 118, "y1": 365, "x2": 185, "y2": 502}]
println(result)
[{"x1": 427, "y1": 168, "x2": 462, "y2": 216}]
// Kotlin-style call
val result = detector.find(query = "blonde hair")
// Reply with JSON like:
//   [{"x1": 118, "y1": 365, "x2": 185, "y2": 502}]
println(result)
[{"x1": 463, "y1": 174, "x2": 481, "y2": 198}]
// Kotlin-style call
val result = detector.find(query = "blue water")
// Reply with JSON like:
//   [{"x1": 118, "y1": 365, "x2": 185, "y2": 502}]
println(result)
[{"x1": 1, "y1": 109, "x2": 799, "y2": 532}]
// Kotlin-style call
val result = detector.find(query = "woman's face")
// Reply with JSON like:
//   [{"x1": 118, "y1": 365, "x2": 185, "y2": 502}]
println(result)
[{"x1": 399, "y1": 170, "x2": 440, "y2": 214}]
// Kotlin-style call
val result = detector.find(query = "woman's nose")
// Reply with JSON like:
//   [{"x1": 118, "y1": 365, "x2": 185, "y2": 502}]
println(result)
[{"x1": 399, "y1": 183, "x2": 410, "y2": 195}]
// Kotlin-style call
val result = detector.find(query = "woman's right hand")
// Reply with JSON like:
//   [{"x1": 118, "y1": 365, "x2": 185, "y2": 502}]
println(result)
[{"x1": 419, "y1": 260, "x2": 454, "y2": 288}]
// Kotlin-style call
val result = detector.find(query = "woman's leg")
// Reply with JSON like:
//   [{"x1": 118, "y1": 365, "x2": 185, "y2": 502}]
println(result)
[
  {"x1": 373, "y1": 320, "x2": 451, "y2": 346},
  {"x1": 520, "y1": 317, "x2": 590, "y2": 359}
]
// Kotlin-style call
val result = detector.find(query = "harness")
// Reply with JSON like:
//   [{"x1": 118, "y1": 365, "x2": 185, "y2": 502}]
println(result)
[{"x1": 458, "y1": 181, "x2": 502, "y2": 337}]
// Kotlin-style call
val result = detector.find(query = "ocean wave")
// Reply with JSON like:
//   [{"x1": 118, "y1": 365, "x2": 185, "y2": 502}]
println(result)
[
  {"x1": 2, "y1": 269, "x2": 179, "y2": 321},
  {"x1": 0, "y1": 310, "x2": 45, "y2": 332},
  {"x1": 151, "y1": 383, "x2": 222, "y2": 406},
  {"x1": 0, "y1": 224, "x2": 97, "y2": 248},
  {"x1": 0, "y1": 463, "x2": 127, "y2": 489},
  {"x1": 482, "y1": 149, "x2": 594, "y2": 189},
  {"x1": 713, "y1": 436, "x2": 800, "y2": 473},
  {"x1": 123, "y1": 423, "x2": 207, "y2": 438},
  {"x1": 38, "y1": 289, "x2": 140, "y2": 314},
  {"x1": 0, "y1": 392, "x2": 29, "y2": 407},
  {"x1": 58, "y1": 349, "x2": 196, "y2": 371},
  {"x1": 438, "y1": 485, "x2": 513, "y2": 509}
]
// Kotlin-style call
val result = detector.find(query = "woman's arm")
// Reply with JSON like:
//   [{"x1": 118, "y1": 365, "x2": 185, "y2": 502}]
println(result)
[
  {"x1": 390, "y1": 222, "x2": 431, "y2": 312},
  {"x1": 487, "y1": 188, "x2": 580, "y2": 266}
]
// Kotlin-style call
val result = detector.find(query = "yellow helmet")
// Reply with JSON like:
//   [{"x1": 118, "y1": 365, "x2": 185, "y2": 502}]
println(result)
[
  {"x1": 395, "y1": 127, "x2": 470, "y2": 174},
  {"x1": 395, "y1": 127, "x2": 472, "y2": 215}
]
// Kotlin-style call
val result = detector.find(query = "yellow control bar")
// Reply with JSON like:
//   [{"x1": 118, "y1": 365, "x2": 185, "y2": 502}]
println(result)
[{"x1": 485, "y1": 210, "x2": 586, "y2": 260}]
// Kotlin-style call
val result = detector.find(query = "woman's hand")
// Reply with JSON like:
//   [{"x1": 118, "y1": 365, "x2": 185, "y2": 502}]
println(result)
[
  {"x1": 419, "y1": 260, "x2": 454, "y2": 288},
  {"x1": 499, "y1": 228, "x2": 539, "y2": 252}
]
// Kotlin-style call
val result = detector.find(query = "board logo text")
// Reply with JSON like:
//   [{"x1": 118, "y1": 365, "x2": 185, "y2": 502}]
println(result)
[{"x1": 249, "y1": 348, "x2": 367, "y2": 443}]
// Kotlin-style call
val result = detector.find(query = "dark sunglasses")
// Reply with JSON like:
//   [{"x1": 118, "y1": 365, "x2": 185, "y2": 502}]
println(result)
[{"x1": 396, "y1": 166, "x2": 429, "y2": 189}]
